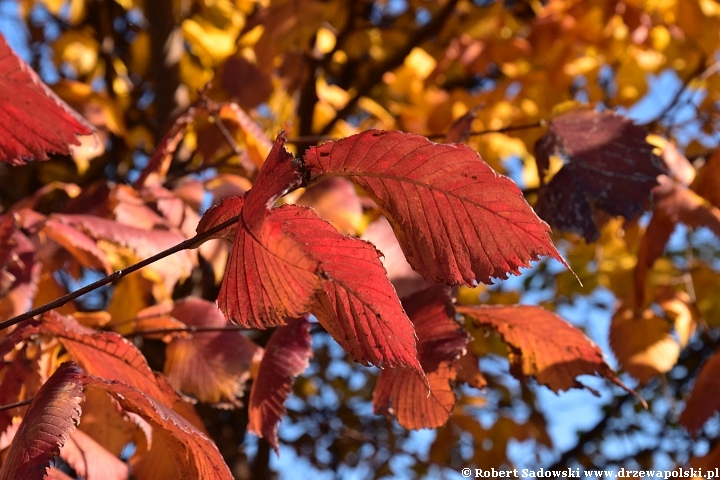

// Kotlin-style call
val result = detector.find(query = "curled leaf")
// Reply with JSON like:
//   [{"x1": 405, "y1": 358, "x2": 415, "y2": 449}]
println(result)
[{"x1": 0, "y1": 362, "x2": 84, "y2": 480}]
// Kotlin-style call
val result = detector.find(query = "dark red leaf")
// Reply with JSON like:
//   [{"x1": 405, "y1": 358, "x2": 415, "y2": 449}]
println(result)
[
  {"x1": 0, "y1": 34, "x2": 92, "y2": 165},
  {"x1": 534, "y1": 109, "x2": 664, "y2": 242},
  {"x1": 196, "y1": 196, "x2": 244, "y2": 242},
  {"x1": 0, "y1": 362, "x2": 83, "y2": 480},
  {"x1": 304, "y1": 130, "x2": 565, "y2": 285},
  {"x1": 248, "y1": 318, "x2": 311, "y2": 452}
]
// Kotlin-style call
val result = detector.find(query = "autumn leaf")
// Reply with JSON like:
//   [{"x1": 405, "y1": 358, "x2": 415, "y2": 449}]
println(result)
[
  {"x1": 163, "y1": 297, "x2": 262, "y2": 405},
  {"x1": 534, "y1": 109, "x2": 664, "y2": 242},
  {"x1": 373, "y1": 287, "x2": 468, "y2": 429},
  {"x1": 0, "y1": 362, "x2": 83, "y2": 480},
  {"x1": 373, "y1": 363, "x2": 456, "y2": 430},
  {"x1": 634, "y1": 175, "x2": 720, "y2": 307},
  {"x1": 458, "y1": 304, "x2": 627, "y2": 392},
  {"x1": 679, "y1": 350, "x2": 720, "y2": 434},
  {"x1": 40, "y1": 312, "x2": 176, "y2": 407},
  {"x1": 41, "y1": 218, "x2": 112, "y2": 274},
  {"x1": 201, "y1": 138, "x2": 421, "y2": 370},
  {"x1": 248, "y1": 317, "x2": 312, "y2": 452},
  {"x1": 82, "y1": 378, "x2": 233, "y2": 480},
  {"x1": 304, "y1": 130, "x2": 566, "y2": 285},
  {"x1": 0, "y1": 34, "x2": 92, "y2": 165},
  {"x1": 609, "y1": 306, "x2": 680, "y2": 385},
  {"x1": 59, "y1": 429, "x2": 129, "y2": 480}
]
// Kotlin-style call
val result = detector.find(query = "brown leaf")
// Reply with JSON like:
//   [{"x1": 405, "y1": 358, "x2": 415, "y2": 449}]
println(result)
[
  {"x1": 609, "y1": 306, "x2": 680, "y2": 385},
  {"x1": 0, "y1": 362, "x2": 83, "y2": 480},
  {"x1": 248, "y1": 318, "x2": 312, "y2": 452},
  {"x1": 221, "y1": 56, "x2": 273, "y2": 111},
  {"x1": 0, "y1": 34, "x2": 93, "y2": 165},
  {"x1": 535, "y1": 109, "x2": 664, "y2": 242},
  {"x1": 444, "y1": 105, "x2": 483, "y2": 144},
  {"x1": 458, "y1": 304, "x2": 626, "y2": 392}
]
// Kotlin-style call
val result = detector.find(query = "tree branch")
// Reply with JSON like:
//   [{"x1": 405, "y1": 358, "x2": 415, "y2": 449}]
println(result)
[{"x1": 0, "y1": 215, "x2": 241, "y2": 333}]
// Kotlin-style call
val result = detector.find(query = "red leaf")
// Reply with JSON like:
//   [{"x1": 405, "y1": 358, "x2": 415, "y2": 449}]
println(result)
[
  {"x1": 52, "y1": 214, "x2": 195, "y2": 290},
  {"x1": 248, "y1": 318, "x2": 311, "y2": 452},
  {"x1": 372, "y1": 287, "x2": 467, "y2": 429},
  {"x1": 280, "y1": 205, "x2": 420, "y2": 369},
  {"x1": 0, "y1": 362, "x2": 83, "y2": 480},
  {"x1": 196, "y1": 196, "x2": 244, "y2": 242},
  {"x1": 41, "y1": 218, "x2": 112, "y2": 274},
  {"x1": 241, "y1": 131, "x2": 303, "y2": 231},
  {"x1": 0, "y1": 34, "x2": 92, "y2": 165},
  {"x1": 304, "y1": 130, "x2": 565, "y2": 285},
  {"x1": 373, "y1": 362, "x2": 456, "y2": 430},
  {"x1": 218, "y1": 203, "x2": 319, "y2": 328},
  {"x1": 458, "y1": 304, "x2": 628, "y2": 392},
  {"x1": 83, "y1": 378, "x2": 233, "y2": 479},
  {"x1": 40, "y1": 312, "x2": 176, "y2": 407},
  {"x1": 534, "y1": 109, "x2": 664, "y2": 242},
  {"x1": 164, "y1": 298, "x2": 262, "y2": 405},
  {"x1": 679, "y1": 350, "x2": 720, "y2": 434}
]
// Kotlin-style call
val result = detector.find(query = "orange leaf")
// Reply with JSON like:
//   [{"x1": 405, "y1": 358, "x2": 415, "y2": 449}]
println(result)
[
  {"x1": 609, "y1": 306, "x2": 680, "y2": 385},
  {"x1": 248, "y1": 318, "x2": 312, "y2": 452},
  {"x1": 373, "y1": 362, "x2": 456, "y2": 430},
  {"x1": 0, "y1": 362, "x2": 83, "y2": 480},
  {"x1": 83, "y1": 378, "x2": 232, "y2": 479},
  {"x1": 304, "y1": 130, "x2": 566, "y2": 285},
  {"x1": 59, "y1": 429, "x2": 129, "y2": 480},
  {"x1": 459, "y1": 304, "x2": 626, "y2": 392},
  {"x1": 40, "y1": 312, "x2": 176, "y2": 407}
]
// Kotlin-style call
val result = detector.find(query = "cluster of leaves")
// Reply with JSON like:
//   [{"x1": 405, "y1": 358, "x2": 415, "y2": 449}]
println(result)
[{"x1": 3, "y1": 0, "x2": 720, "y2": 477}]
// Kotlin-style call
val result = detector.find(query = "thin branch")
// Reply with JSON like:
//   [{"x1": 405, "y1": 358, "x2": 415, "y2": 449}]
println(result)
[
  {"x1": 125, "y1": 324, "x2": 249, "y2": 337},
  {"x1": 286, "y1": 121, "x2": 546, "y2": 146},
  {"x1": 0, "y1": 398, "x2": 33, "y2": 413},
  {"x1": 318, "y1": 0, "x2": 460, "y2": 136},
  {"x1": 0, "y1": 215, "x2": 241, "y2": 333}
]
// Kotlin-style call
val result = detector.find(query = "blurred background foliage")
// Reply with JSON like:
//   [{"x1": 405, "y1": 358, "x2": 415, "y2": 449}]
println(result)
[{"x1": 3, "y1": 0, "x2": 720, "y2": 477}]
